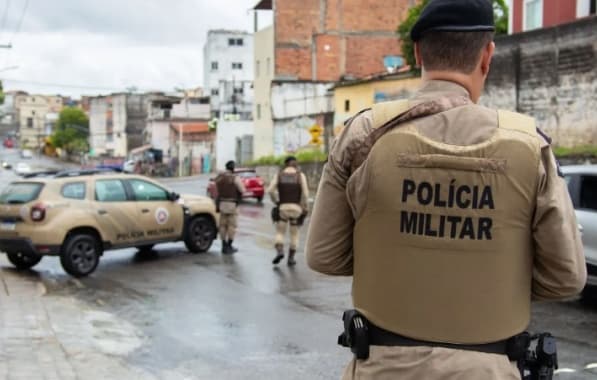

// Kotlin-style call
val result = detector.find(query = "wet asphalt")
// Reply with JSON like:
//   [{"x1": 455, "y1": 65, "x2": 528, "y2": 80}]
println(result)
[{"x1": 1, "y1": 149, "x2": 597, "y2": 379}]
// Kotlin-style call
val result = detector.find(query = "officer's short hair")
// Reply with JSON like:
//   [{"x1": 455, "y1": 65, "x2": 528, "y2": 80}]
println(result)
[
  {"x1": 418, "y1": 31, "x2": 494, "y2": 74},
  {"x1": 284, "y1": 156, "x2": 297, "y2": 165},
  {"x1": 225, "y1": 160, "x2": 235, "y2": 171}
]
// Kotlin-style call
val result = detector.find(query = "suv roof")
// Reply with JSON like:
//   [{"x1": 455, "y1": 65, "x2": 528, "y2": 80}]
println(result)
[{"x1": 560, "y1": 165, "x2": 597, "y2": 175}]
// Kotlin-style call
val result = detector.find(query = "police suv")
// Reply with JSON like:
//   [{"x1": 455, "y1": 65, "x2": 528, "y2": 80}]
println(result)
[{"x1": 0, "y1": 169, "x2": 219, "y2": 277}]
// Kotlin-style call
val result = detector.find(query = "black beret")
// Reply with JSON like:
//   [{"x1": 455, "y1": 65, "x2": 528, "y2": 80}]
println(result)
[
  {"x1": 225, "y1": 160, "x2": 235, "y2": 170},
  {"x1": 284, "y1": 156, "x2": 297, "y2": 164},
  {"x1": 411, "y1": 0, "x2": 495, "y2": 42}
]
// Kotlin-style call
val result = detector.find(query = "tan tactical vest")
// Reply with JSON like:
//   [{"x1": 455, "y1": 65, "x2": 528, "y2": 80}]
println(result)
[
  {"x1": 352, "y1": 100, "x2": 541, "y2": 344},
  {"x1": 278, "y1": 171, "x2": 302, "y2": 205},
  {"x1": 215, "y1": 172, "x2": 239, "y2": 202}
]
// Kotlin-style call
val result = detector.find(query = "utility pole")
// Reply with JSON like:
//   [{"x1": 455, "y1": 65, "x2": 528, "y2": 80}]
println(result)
[
  {"x1": 178, "y1": 124, "x2": 183, "y2": 177},
  {"x1": 0, "y1": 44, "x2": 12, "y2": 49}
]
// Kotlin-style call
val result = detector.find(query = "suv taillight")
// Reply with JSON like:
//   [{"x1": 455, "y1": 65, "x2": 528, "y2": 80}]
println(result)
[{"x1": 30, "y1": 203, "x2": 46, "y2": 222}]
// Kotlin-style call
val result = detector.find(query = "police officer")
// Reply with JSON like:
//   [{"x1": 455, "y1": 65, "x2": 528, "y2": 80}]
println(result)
[
  {"x1": 305, "y1": 0, "x2": 587, "y2": 379},
  {"x1": 215, "y1": 160, "x2": 245, "y2": 254},
  {"x1": 267, "y1": 156, "x2": 309, "y2": 266}
]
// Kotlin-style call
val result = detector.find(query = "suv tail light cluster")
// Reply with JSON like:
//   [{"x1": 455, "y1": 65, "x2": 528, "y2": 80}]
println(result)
[{"x1": 30, "y1": 203, "x2": 47, "y2": 222}]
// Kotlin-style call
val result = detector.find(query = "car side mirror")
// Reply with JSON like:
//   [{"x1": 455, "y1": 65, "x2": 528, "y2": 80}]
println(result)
[{"x1": 169, "y1": 192, "x2": 180, "y2": 202}]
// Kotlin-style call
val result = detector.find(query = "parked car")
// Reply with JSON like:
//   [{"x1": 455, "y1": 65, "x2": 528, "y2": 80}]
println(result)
[
  {"x1": 20, "y1": 149, "x2": 33, "y2": 159},
  {"x1": 2, "y1": 161, "x2": 12, "y2": 170},
  {"x1": 0, "y1": 170, "x2": 219, "y2": 277},
  {"x1": 123, "y1": 160, "x2": 136, "y2": 173},
  {"x1": 14, "y1": 162, "x2": 31, "y2": 176},
  {"x1": 207, "y1": 168, "x2": 265, "y2": 203},
  {"x1": 561, "y1": 165, "x2": 597, "y2": 299},
  {"x1": 3, "y1": 138, "x2": 14, "y2": 148}
]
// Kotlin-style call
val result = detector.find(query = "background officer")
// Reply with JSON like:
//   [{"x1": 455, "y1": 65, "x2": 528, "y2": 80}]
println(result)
[
  {"x1": 267, "y1": 156, "x2": 309, "y2": 266},
  {"x1": 215, "y1": 160, "x2": 245, "y2": 254},
  {"x1": 305, "y1": 0, "x2": 586, "y2": 379}
]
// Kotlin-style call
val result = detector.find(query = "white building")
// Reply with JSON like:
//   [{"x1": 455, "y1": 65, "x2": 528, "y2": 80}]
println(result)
[
  {"x1": 89, "y1": 95, "x2": 128, "y2": 158},
  {"x1": 203, "y1": 30, "x2": 254, "y2": 121}
]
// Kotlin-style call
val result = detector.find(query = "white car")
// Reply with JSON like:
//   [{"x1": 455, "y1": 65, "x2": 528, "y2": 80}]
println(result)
[
  {"x1": 123, "y1": 160, "x2": 136, "y2": 173},
  {"x1": 561, "y1": 165, "x2": 597, "y2": 299},
  {"x1": 20, "y1": 149, "x2": 33, "y2": 159},
  {"x1": 14, "y1": 162, "x2": 31, "y2": 176}
]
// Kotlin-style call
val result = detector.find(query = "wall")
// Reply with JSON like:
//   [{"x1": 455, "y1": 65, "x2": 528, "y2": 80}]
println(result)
[
  {"x1": 481, "y1": 17, "x2": 597, "y2": 147},
  {"x1": 253, "y1": 25, "x2": 276, "y2": 159},
  {"x1": 147, "y1": 120, "x2": 172, "y2": 159},
  {"x1": 215, "y1": 120, "x2": 254, "y2": 171},
  {"x1": 254, "y1": 161, "x2": 325, "y2": 193},
  {"x1": 125, "y1": 94, "x2": 148, "y2": 153},
  {"x1": 17, "y1": 95, "x2": 50, "y2": 149},
  {"x1": 89, "y1": 95, "x2": 127, "y2": 158},
  {"x1": 333, "y1": 74, "x2": 421, "y2": 135},
  {"x1": 203, "y1": 30, "x2": 254, "y2": 117},
  {"x1": 274, "y1": 0, "x2": 409, "y2": 81}
]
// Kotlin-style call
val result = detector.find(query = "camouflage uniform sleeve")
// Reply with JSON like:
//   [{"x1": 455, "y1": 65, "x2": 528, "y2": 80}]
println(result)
[
  {"x1": 267, "y1": 173, "x2": 279, "y2": 204},
  {"x1": 306, "y1": 110, "x2": 373, "y2": 276},
  {"x1": 235, "y1": 176, "x2": 246, "y2": 194},
  {"x1": 532, "y1": 139, "x2": 587, "y2": 300}
]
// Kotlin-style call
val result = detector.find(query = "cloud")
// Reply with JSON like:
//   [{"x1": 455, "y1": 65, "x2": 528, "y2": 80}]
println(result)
[{"x1": 0, "y1": 0, "x2": 267, "y2": 97}]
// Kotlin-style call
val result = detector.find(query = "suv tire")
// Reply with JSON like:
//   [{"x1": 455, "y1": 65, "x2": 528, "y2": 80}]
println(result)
[
  {"x1": 184, "y1": 216, "x2": 216, "y2": 253},
  {"x1": 137, "y1": 244, "x2": 154, "y2": 254},
  {"x1": 60, "y1": 234, "x2": 102, "y2": 277},
  {"x1": 7, "y1": 251, "x2": 42, "y2": 270}
]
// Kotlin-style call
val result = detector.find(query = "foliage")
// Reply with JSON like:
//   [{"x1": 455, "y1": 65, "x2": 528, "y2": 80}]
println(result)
[
  {"x1": 248, "y1": 149, "x2": 328, "y2": 166},
  {"x1": 553, "y1": 145, "x2": 597, "y2": 158},
  {"x1": 397, "y1": 0, "x2": 509, "y2": 71},
  {"x1": 0, "y1": 80, "x2": 4, "y2": 105},
  {"x1": 50, "y1": 107, "x2": 90, "y2": 154}
]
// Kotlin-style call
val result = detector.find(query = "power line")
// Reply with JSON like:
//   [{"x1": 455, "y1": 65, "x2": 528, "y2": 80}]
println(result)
[
  {"x1": 0, "y1": 0, "x2": 11, "y2": 39},
  {"x1": 9, "y1": 0, "x2": 28, "y2": 43},
  {"x1": 1, "y1": 78, "x2": 127, "y2": 91}
]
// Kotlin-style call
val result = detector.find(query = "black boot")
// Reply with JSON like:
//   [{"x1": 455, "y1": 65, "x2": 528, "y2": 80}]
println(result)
[
  {"x1": 287, "y1": 249, "x2": 296, "y2": 266},
  {"x1": 226, "y1": 240, "x2": 238, "y2": 254},
  {"x1": 221, "y1": 240, "x2": 229, "y2": 254},
  {"x1": 272, "y1": 244, "x2": 284, "y2": 264}
]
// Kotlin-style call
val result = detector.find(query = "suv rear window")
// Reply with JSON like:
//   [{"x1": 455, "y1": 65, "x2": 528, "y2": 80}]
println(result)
[
  {"x1": 62, "y1": 182, "x2": 86, "y2": 200},
  {"x1": 0, "y1": 182, "x2": 44, "y2": 204}
]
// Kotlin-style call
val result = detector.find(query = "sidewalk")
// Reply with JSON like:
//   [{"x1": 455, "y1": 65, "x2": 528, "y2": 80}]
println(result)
[{"x1": 0, "y1": 258, "x2": 155, "y2": 380}]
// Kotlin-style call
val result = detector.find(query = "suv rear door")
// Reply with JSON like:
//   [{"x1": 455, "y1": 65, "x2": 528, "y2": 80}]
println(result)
[
  {"x1": 576, "y1": 174, "x2": 597, "y2": 269},
  {"x1": 0, "y1": 182, "x2": 44, "y2": 234},
  {"x1": 93, "y1": 178, "x2": 143, "y2": 245},
  {"x1": 126, "y1": 178, "x2": 184, "y2": 241}
]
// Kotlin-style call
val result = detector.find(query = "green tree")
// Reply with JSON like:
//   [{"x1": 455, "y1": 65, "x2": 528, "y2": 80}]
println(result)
[
  {"x1": 50, "y1": 107, "x2": 90, "y2": 154},
  {"x1": 0, "y1": 81, "x2": 5, "y2": 105},
  {"x1": 397, "y1": 0, "x2": 509, "y2": 71}
]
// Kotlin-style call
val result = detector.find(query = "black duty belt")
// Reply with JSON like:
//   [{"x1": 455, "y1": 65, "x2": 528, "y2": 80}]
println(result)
[{"x1": 367, "y1": 322, "x2": 508, "y2": 355}]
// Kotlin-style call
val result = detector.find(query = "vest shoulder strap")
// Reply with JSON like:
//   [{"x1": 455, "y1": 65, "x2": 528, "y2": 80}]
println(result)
[
  {"x1": 497, "y1": 110, "x2": 536, "y2": 137},
  {"x1": 371, "y1": 99, "x2": 410, "y2": 130}
]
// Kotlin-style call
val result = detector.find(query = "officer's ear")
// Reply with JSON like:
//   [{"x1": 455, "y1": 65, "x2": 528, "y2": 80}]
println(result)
[
  {"x1": 480, "y1": 41, "x2": 495, "y2": 77},
  {"x1": 414, "y1": 42, "x2": 422, "y2": 68}
]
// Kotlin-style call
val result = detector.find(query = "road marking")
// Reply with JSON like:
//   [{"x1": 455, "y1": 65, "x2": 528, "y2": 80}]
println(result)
[
  {"x1": 585, "y1": 363, "x2": 597, "y2": 370},
  {"x1": 555, "y1": 368, "x2": 576, "y2": 374}
]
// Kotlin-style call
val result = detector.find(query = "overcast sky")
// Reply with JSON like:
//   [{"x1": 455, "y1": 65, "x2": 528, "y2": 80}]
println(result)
[{"x1": 0, "y1": 0, "x2": 271, "y2": 98}]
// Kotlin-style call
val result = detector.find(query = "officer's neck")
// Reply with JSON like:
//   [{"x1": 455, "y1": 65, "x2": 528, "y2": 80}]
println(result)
[{"x1": 421, "y1": 70, "x2": 480, "y2": 103}]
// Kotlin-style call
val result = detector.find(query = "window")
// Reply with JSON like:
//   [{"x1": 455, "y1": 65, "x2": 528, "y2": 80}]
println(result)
[
  {"x1": 0, "y1": 183, "x2": 44, "y2": 204},
  {"x1": 256, "y1": 60, "x2": 260, "y2": 77},
  {"x1": 62, "y1": 182, "x2": 86, "y2": 200},
  {"x1": 106, "y1": 133, "x2": 114, "y2": 143},
  {"x1": 228, "y1": 38, "x2": 244, "y2": 46},
  {"x1": 95, "y1": 180, "x2": 128, "y2": 202},
  {"x1": 256, "y1": 104, "x2": 261, "y2": 120},
  {"x1": 524, "y1": 0, "x2": 543, "y2": 31},
  {"x1": 26, "y1": 118, "x2": 33, "y2": 128},
  {"x1": 232, "y1": 62, "x2": 243, "y2": 70},
  {"x1": 128, "y1": 179, "x2": 169, "y2": 201},
  {"x1": 579, "y1": 175, "x2": 597, "y2": 211},
  {"x1": 211, "y1": 88, "x2": 219, "y2": 96},
  {"x1": 266, "y1": 58, "x2": 271, "y2": 75},
  {"x1": 233, "y1": 87, "x2": 244, "y2": 95},
  {"x1": 211, "y1": 61, "x2": 218, "y2": 71},
  {"x1": 592, "y1": 0, "x2": 596, "y2": 14},
  {"x1": 344, "y1": 100, "x2": 350, "y2": 112}
]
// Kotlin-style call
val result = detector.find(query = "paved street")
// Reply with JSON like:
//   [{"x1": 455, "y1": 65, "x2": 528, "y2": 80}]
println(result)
[{"x1": 1, "y1": 150, "x2": 597, "y2": 379}]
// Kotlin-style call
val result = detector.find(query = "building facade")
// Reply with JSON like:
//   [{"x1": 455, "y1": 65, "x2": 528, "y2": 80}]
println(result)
[
  {"x1": 509, "y1": 0, "x2": 596, "y2": 33},
  {"x1": 252, "y1": 0, "x2": 412, "y2": 159},
  {"x1": 15, "y1": 94, "x2": 64, "y2": 150},
  {"x1": 203, "y1": 30, "x2": 254, "y2": 120}
]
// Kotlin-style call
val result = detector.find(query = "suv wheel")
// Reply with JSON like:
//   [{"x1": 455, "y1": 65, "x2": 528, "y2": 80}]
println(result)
[
  {"x1": 137, "y1": 245, "x2": 154, "y2": 254},
  {"x1": 184, "y1": 216, "x2": 216, "y2": 253},
  {"x1": 60, "y1": 234, "x2": 102, "y2": 277},
  {"x1": 7, "y1": 251, "x2": 42, "y2": 270}
]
